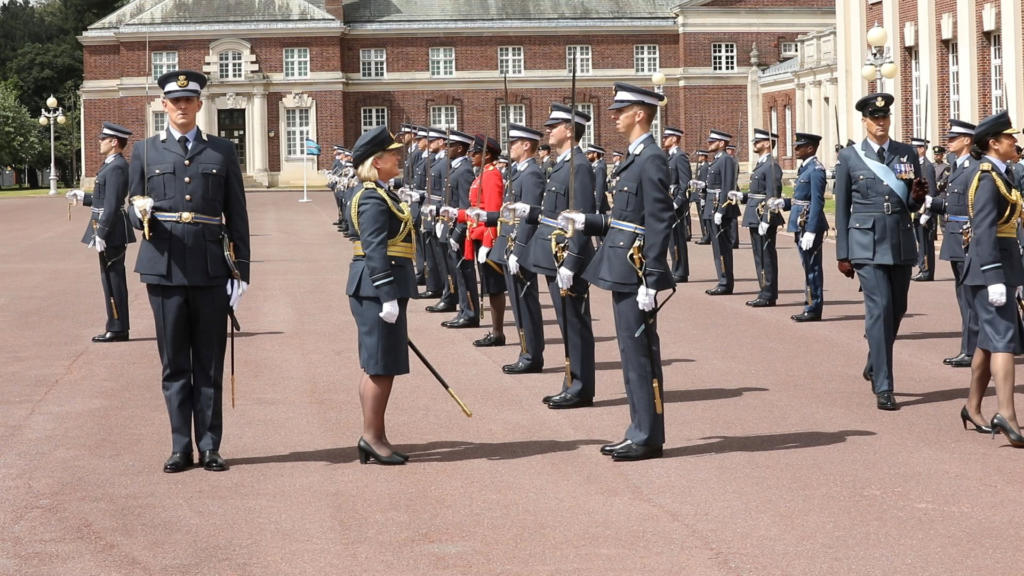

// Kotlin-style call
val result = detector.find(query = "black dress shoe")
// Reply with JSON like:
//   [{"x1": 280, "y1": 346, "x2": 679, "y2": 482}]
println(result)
[
  {"x1": 911, "y1": 273, "x2": 933, "y2": 282},
  {"x1": 503, "y1": 360, "x2": 543, "y2": 374},
  {"x1": 600, "y1": 439, "x2": 632, "y2": 456},
  {"x1": 542, "y1": 391, "x2": 563, "y2": 404},
  {"x1": 944, "y1": 353, "x2": 973, "y2": 367},
  {"x1": 672, "y1": 276, "x2": 688, "y2": 284},
  {"x1": 416, "y1": 276, "x2": 426, "y2": 286},
  {"x1": 92, "y1": 331, "x2": 129, "y2": 343},
  {"x1": 876, "y1": 392, "x2": 899, "y2": 411},
  {"x1": 612, "y1": 443, "x2": 663, "y2": 461},
  {"x1": 745, "y1": 298, "x2": 776, "y2": 307},
  {"x1": 199, "y1": 450, "x2": 228, "y2": 471},
  {"x1": 547, "y1": 392, "x2": 593, "y2": 409},
  {"x1": 425, "y1": 301, "x2": 456, "y2": 313},
  {"x1": 695, "y1": 239, "x2": 710, "y2": 245},
  {"x1": 417, "y1": 290, "x2": 440, "y2": 300},
  {"x1": 444, "y1": 317, "x2": 479, "y2": 329},
  {"x1": 705, "y1": 287, "x2": 732, "y2": 296},
  {"x1": 791, "y1": 311, "x2": 822, "y2": 322},
  {"x1": 163, "y1": 452, "x2": 193, "y2": 473},
  {"x1": 473, "y1": 332, "x2": 506, "y2": 347},
  {"x1": 862, "y1": 361, "x2": 873, "y2": 382},
  {"x1": 357, "y1": 437, "x2": 406, "y2": 465}
]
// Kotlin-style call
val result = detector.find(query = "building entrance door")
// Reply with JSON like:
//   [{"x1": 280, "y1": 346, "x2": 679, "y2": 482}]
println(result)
[{"x1": 218, "y1": 109, "x2": 246, "y2": 171}]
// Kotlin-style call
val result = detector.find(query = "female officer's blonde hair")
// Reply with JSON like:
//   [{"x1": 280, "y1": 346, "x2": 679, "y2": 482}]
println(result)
[{"x1": 356, "y1": 151, "x2": 385, "y2": 182}]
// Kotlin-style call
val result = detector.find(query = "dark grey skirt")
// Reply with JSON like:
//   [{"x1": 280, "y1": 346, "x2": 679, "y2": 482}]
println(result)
[
  {"x1": 475, "y1": 240, "x2": 508, "y2": 295},
  {"x1": 968, "y1": 285, "x2": 1024, "y2": 354},
  {"x1": 349, "y1": 296, "x2": 410, "y2": 375}
]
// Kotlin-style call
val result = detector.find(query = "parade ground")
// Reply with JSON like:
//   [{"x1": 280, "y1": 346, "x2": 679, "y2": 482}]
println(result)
[{"x1": 3, "y1": 190, "x2": 1024, "y2": 576}]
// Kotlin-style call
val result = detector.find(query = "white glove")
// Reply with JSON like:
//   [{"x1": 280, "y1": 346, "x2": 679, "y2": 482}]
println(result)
[
  {"x1": 508, "y1": 253, "x2": 520, "y2": 275},
  {"x1": 466, "y1": 207, "x2": 487, "y2": 222},
  {"x1": 757, "y1": 222, "x2": 769, "y2": 236},
  {"x1": 923, "y1": 195, "x2": 933, "y2": 210},
  {"x1": 713, "y1": 213, "x2": 723, "y2": 226},
  {"x1": 509, "y1": 202, "x2": 531, "y2": 218},
  {"x1": 94, "y1": 236, "x2": 106, "y2": 253},
  {"x1": 226, "y1": 278, "x2": 249, "y2": 311},
  {"x1": 637, "y1": 285, "x2": 656, "y2": 312},
  {"x1": 477, "y1": 245, "x2": 490, "y2": 263},
  {"x1": 434, "y1": 222, "x2": 444, "y2": 238},
  {"x1": 423, "y1": 204, "x2": 437, "y2": 218},
  {"x1": 439, "y1": 206, "x2": 459, "y2": 220},
  {"x1": 378, "y1": 299, "x2": 399, "y2": 324},
  {"x1": 556, "y1": 266, "x2": 574, "y2": 290},
  {"x1": 799, "y1": 232, "x2": 816, "y2": 251},
  {"x1": 770, "y1": 197, "x2": 786, "y2": 210},
  {"x1": 689, "y1": 179, "x2": 706, "y2": 190},
  {"x1": 66, "y1": 189, "x2": 84, "y2": 202},
  {"x1": 400, "y1": 189, "x2": 421, "y2": 203},
  {"x1": 449, "y1": 237, "x2": 460, "y2": 252},
  {"x1": 988, "y1": 283, "x2": 1007, "y2": 307},
  {"x1": 557, "y1": 210, "x2": 586, "y2": 231},
  {"x1": 727, "y1": 190, "x2": 743, "y2": 202},
  {"x1": 919, "y1": 213, "x2": 931, "y2": 226},
  {"x1": 132, "y1": 196, "x2": 154, "y2": 219}
]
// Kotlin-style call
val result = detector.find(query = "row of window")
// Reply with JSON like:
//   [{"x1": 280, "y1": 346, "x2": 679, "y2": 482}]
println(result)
[{"x1": 149, "y1": 42, "x2": 744, "y2": 81}]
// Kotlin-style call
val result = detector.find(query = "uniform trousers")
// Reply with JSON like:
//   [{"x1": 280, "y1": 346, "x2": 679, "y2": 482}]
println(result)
[
  {"x1": 99, "y1": 246, "x2": 130, "y2": 333},
  {"x1": 750, "y1": 226, "x2": 779, "y2": 300},
  {"x1": 545, "y1": 274, "x2": 595, "y2": 400},
  {"x1": 796, "y1": 233, "x2": 824, "y2": 315},
  {"x1": 711, "y1": 218, "x2": 735, "y2": 290},
  {"x1": 669, "y1": 216, "x2": 689, "y2": 279},
  {"x1": 505, "y1": 264, "x2": 544, "y2": 367},
  {"x1": 855, "y1": 264, "x2": 911, "y2": 394},
  {"x1": 146, "y1": 283, "x2": 228, "y2": 454},
  {"x1": 914, "y1": 218, "x2": 936, "y2": 277},
  {"x1": 950, "y1": 261, "x2": 979, "y2": 356},
  {"x1": 450, "y1": 247, "x2": 479, "y2": 321},
  {"x1": 423, "y1": 225, "x2": 450, "y2": 296},
  {"x1": 612, "y1": 291, "x2": 665, "y2": 446}
]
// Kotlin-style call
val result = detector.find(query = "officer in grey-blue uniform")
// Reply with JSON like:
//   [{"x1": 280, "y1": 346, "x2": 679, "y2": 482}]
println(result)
[
  {"x1": 516, "y1": 103, "x2": 596, "y2": 408},
  {"x1": 587, "y1": 144, "x2": 611, "y2": 215},
  {"x1": 129, "y1": 70, "x2": 250, "y2": 472},
  {"x1": 662, "y1": 127, "x2": 691, "y2": 282},
  {"x1": 706, "y1": 130, "x2": 739, "y2": 295},
  {"x1": 440, "y1": 130, "x2": 479, "y2": 328},
  {"x1": 781, "y1": 132, "x2": 828, "y2": 321},
  {"x1": 695, "y1": 150, "x2": 711, "y2": 243},
  {"x1": 424, "y1": 127, "x2": 457, "y2": 312},
  {"x1": 562, "y1": 82, "x2": 673, "y2": 461},
  {"x1": 921, "y1": 119, "x2": 978, "y2": 367},
  {"x1": 911, "y1": 136, "x2": 939, "y2": 281},
  {"x1": 73, "y1": 122, "x2": 136, "y2": 342},
  {"x1": 733, "y1": 128, "x2": 783, "y2": 306},
  {"x1": 834, "y1": 93, "x2": 925, "y2": 411}
]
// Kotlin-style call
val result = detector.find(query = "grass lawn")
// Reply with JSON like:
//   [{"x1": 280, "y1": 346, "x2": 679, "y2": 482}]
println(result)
[{"x1": 0, "y1": 188, "x2": 71, "y2": 198}]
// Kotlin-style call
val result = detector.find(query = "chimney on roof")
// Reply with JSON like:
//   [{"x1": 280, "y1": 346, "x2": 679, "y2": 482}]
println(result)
[{"x1": 325, "y1": 0, "x2": 343, "y2": 21}]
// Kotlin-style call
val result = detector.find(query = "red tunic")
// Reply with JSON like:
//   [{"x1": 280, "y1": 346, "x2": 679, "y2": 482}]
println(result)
[{"x1": 459, "y1": 163, "x2": 504, "y2": 260}]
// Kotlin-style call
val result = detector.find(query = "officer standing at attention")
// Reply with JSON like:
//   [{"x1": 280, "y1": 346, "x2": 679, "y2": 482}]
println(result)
[
  {"x1": 511, "y1": 104, "x2": 596, "y2": 409},
  {"x1": 439, "y1": 130, "x2": 479, "y2": 329},
  {"x1": 662, "y1": 127, "x2": 691, "y2": 282},
  {"x1": 706, "y1": 130, "x2": 739, "y2": 295},
  {"x1": 728, "y1": 128, "x2": 783, "y2": 307},
  {"x1": 911, "y1": 136, "x2": 939, "y2": 281},
  {"x1": 424, "y1": 128, "x2": 457, "y2": 313},
  {"x1": 694, "y1": 150, "x2": 711, "y2": 244},
  {"x1": 538, "y1": 144, "x2": 554, "y2": 177},
  {"x1": 586, "y1": 144, "x2": 611, "y2": 215},
  {"x1": 128, "y1": 70, "x2": 250, "y2": 472},
  {"x1": 920, "y1": 119, "x2": 978, "y2": 368},
  {"x1": 559, "y1": 82, "x2": 674, "y2": 461},
  {"x1": 834, "y1": 93, "x2": 925, "y2": 411},
  {"x1": 67, "y1": 122, "x2": 136, "y2": 342},
  {"x1": 781, "y1": 132, "x2": 828, "y2": 322}
]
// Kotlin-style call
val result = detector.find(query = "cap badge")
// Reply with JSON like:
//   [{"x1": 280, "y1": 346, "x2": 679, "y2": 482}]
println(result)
[
  {"x1": 176, "y1": 75, "x2": 189, "y2": 88},
  {"x1": 875, "y1": 97, "x2": 885, "y2": 108}
]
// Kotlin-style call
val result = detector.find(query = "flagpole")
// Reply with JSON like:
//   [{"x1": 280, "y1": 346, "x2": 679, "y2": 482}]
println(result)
[{"x1": 300, "y1": 137, "x2": 312, "y2": 203}]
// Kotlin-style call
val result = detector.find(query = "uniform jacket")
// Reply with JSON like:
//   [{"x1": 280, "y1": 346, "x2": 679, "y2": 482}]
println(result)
[
  {"x1": 582, "y1": 133, "x2": 674, "y2": 292},
  {"x1": 929, "y1": 155, "x2": 977, "y2": 261},
  {"x1": 345, "y1": 181, "x2": 417, "y2": 301},
  {"x1": 708, "y1": 151, "x2": 739, "y2": 219},
  {"x1": 834, "y1": 138, "x2": 922, "y2": 265},
  {"x1": 740, "y1": 154, "x2": 784, "y2": 227},
  {"x1": 460, "y1": 162, "x2": 503, "y2": 258},
  {"x1": 784, "y1": 156, "x2": 829, "y2": 235},
  {"x1": 504, "y1": 158, "x2": 545, "y2": 266},
  {"x1": 522, "y1": 147, "x2": 595, "y2": 275},
  {"x1": 82, "y1": 153, "x2": 135, "y2": 247},
  {"x1": 446, "y1": 157, "x2": 475, "y2": 246},
  {"x1": 592, "y1": 158, "x2": 610, "y2": 214},
  {"x1": 920, "y1": 156, "x2": 938, "y2": 197},
  {"x1": 669, "y1": 148, "x2": 692, "y2": 213},
  {"x1": 962, "y1": 160, "x2": 1024, "y2": 287},
  {"x1": 129, "y1": 128, "x2": 250, "y2": 285},
  {"x1": 430, "y1": 152, "x2": 448, "y2": 203}
]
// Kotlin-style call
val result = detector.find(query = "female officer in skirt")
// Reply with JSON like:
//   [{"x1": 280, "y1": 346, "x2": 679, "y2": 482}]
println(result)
[
  {"x1": 961, "y1": 110, "x2": 1024, "y2": 447},
  {"x1": 346, "y1": 125, "x2": 416, "y2": 465}
]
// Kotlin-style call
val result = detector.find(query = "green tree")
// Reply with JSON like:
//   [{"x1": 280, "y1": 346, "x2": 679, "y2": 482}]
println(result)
[{"x1": 0, "y1": 81, "x2": 45, "y2": 184}]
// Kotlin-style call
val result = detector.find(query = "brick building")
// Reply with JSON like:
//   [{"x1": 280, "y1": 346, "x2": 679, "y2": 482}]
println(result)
[{"x1": 78, "y1": 0, "x2": 834, "y2": 187}]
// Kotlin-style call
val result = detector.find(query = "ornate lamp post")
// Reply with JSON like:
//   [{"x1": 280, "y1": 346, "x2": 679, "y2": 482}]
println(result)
[
  {"x1": 860, "y1": 23, "x2": 898, "y2": 91},
  {"x1": 38, "y1": 94, "x2": 66, "y2": 196},
  {"x1": 651, "y1": 71, "x2": 667, "y2": 139}
]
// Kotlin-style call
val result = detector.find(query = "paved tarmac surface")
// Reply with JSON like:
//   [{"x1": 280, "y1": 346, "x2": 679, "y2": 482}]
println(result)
[{"x1": 2, "y1": 191, "x2": 1023, "y2": 576}]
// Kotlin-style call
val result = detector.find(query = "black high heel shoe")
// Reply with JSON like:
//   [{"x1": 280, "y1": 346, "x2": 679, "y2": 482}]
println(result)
[
  {"x1": 357, "y1": 438, "x2": 406, "y2": 465},
  {"x1": 960, "y1": 406, "x2": 992, "y2": 434},
  {"x1": 989, "y1": 414, "x2": 1024, "y2": 448}
]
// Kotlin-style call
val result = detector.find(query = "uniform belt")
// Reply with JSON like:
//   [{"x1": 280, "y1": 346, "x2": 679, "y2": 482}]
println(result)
[
  {"x1": 428, "y1": 194, "x2": 443, "y2": 203},
  {"x1": 539, "y1": 216, "x2": 565, "y2": 229},
  {"x1": 352, "y1": 241, "x2": 415, "y2": 259},
  {"x1": 792, "y1": 199, "x2": 810, "y2": 206},
  {"x1": 152, "y1": 211, "x2": 222, "y2": 225},
  {"x1": 945, "y1": 215, "x2": 968, "y2": 222},
  {"x1": 747, "y1": 193, "x2": 767, "y2": 199},
  {"x1": 91, "y1": 207, "x2": 105, "y2": 214},
  {"x1": 609, "y1": 219, "x2": 645, "y2": 234}
]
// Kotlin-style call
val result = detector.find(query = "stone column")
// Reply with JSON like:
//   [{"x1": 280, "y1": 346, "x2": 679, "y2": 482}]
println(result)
[{"x1": 251, "y1": 88, "x2": 270, "y2": 187}]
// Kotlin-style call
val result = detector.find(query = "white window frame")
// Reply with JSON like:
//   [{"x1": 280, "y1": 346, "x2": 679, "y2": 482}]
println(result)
[
  {"x1": 152, "y1": 51, "x2": 178, "y2": 80},
  {"x1": 284, "y1": 47, "x2": 310, "y2": 79},
  {"x1": 218, "y1": 50, "x2": 244, "y2": 80},
  {"x1": 911, "y1": 48, "x2": 922, "y2": 138},
  {"x1": 576, "y1": 102, "x2": 594, "y2": 149},
  {"x1": 498, "y1": 104, "x2": 526, "y2": 150},
  {"x1": 360, "y1": 48, "x2": 387, "y2": 79},
  {"x1": 784, "y1": 105, "x2": 793, "y2": 157},
  {"x1": 770, "y1": 107, "x2": 779, "y2": 147},
  {"x1": 948, "y1": 41, "x2": 960, "y2": 120},
  {"x1": 634, "y1": 44, "x2": 659, "y2": 74},
  {"x1": 360, "y1": 106, "x2": 388, "y2": 134},
  {"x1": 780, "y1": 42, "x2": 799, "y2": 58},
  {"x1": 566, "y1": 45, "x2": 592, "y2": 75},
  {"x1": 430, "y1": 105, "x2": 458, "y2": 130},
  {"x1": 429, "y1": 47, "x2": 455, "y2": 78},
  {"x1": 498, "y1": 46, "x2": 524, "y2": 77},
  {"x1": 990, "y1": 33, "x2": 1004, "y2": 113},
  {"x1": 152, "y1": 111, "x2": 167, "y2": 136},
  {"x1": 712, "y1": 43, "x2": 737, "y2": 72},
  {"x1": 285, "y1": 108, "x2": 311, "y2": 157}
]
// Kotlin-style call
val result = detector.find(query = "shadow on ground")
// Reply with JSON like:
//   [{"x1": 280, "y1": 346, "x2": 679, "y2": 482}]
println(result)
[
  {"x1": 663, "y1": 429, "x2": 876, "y2": 458},
  {"x1": 593, "y1": 386, "x2": 769, "y2": 408}
]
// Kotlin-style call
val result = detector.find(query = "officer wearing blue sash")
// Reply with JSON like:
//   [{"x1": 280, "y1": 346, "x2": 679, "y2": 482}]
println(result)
[
  {"x1": 834, "y1": 92, "x2": 926, "y2": 411},
  {"x1": 781, "y1": 132, "x2": 828, "y2": 321},
  {"x1": 920, "y1": 119, "x2": 978, "y2": 367}
]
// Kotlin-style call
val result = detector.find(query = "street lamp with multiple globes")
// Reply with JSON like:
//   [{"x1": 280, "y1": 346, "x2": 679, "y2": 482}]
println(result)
[
  {"x1": 38, "y1": 94, "x2": 66, "y2": 196},
  {"x1": 651, "y1": 71, "x2": 667, "y2": 139},
  {"x1": 861, "y1": 23, "x2": 898, "y2": 91}
]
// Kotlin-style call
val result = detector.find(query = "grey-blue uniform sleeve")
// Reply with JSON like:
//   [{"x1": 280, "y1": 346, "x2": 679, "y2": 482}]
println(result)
[
  {"x1": 970, "y1": 170, "x2": 1008, "y2": 286},
  {"x1": 357, "y1": 187, "x2": 401, "y2": 302},
  {"x1": 512, "y1": 165, "x2": 545, "y2": 258},
  {"x1": 805, "y1": 161, "x2": 828, "y2": 234},
  {"x1": 97, "y1": 161, "x2": 127, "y2": 240},
  {"x1": 221, "y1": 141, "x2": 251, "y2": 283},
  {"x1": 562, "y1": 154, "x2": 596, "y2": 273},
  {"x1": 833, "y1": 149, "x2": 853, "y2": 261}
]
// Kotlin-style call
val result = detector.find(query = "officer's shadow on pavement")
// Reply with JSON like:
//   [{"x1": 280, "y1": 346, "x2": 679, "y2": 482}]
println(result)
[
  {"x1": 663, "y1": 429, "x2": 875, "y2": 458},
  {"x1": 592, "y1": 386, "x2": 768, "y2": 408},
  {"x1": 893, "y1": 385, "x2": 1007, "y2": 408},
  {"x1": 542, "y1": 357, "x2": 693, "y2": 374}
]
